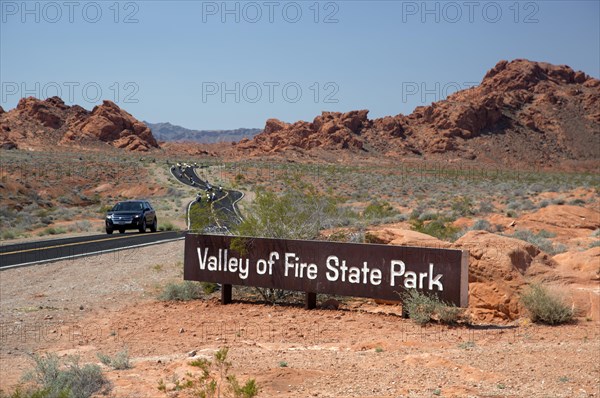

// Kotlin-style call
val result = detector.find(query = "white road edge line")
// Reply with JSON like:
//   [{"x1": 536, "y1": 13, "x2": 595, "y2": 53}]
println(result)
[
  {"x1": 231, "y1": 191, "x2": 245, "y2": 222},
  {"x1": 187, "y1": 200, "x2": 194, "y2": 230},
  {"x1": 0, "y1": 237, "x2": 185, "y2": 271}
]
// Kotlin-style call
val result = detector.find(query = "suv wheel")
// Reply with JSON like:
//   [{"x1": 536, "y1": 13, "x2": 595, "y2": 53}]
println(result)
[
  {"x1": 139, "y1": 218, "x2": 146, "y2": 233},
  {"x1": 106, "y1": 228, "x2": 113, "y2": 235},
  {"x1": 150, "y1": 217, "x2": 158, "y2": 233}
]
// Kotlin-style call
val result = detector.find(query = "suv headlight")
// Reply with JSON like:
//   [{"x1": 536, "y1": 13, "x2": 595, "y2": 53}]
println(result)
[
  {"x1": 133, "y1": 214, "x2": 141, "y2": 218},
  {"x1": 106, "y1": 214, "x2": 113, "y2": 220}
]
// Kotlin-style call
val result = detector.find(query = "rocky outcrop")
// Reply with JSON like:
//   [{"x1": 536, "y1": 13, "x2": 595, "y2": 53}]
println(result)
[
  {"x1": 62, "y1": 100, "x2": 158, "y2": 151},
  {"x1": 453, "y1": 230, "x2": 559, "y2": 322},
  {"x1": 238, "y1": 110, "x2": 369, "y2": 152},
  {"x1": 0, "y1": 97, "x2": 159, "y2": 152},
  {"x1": 366, "y1": 226, "x2": 563, "y2": 322},
  {"x1": 237, "y1": 59, "x2": 600, "y2": 166}
]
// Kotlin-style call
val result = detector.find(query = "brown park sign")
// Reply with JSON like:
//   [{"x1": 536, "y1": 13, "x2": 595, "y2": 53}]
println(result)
[{"x1": 184, "y1": 234, "x2": 468, "y2": 308}]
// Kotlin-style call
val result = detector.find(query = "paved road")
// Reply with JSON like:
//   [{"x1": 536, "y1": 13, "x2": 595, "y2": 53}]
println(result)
[
  {"x1": 0, "y1": 231, "x2": 185, "y2": 269},
  {"x1": 170, "y1": 163, "x2": 243, "y2": 231}
]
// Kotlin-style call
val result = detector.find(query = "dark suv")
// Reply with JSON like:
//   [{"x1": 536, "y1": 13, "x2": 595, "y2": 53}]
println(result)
[{"x1": 105, "y1": 200, "x2": 157, "y2": 234}]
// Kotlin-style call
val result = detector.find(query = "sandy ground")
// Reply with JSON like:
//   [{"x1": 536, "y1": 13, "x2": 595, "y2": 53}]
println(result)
[{"x1": 1, "y1": 240, "x2": 599, "y2": 398}]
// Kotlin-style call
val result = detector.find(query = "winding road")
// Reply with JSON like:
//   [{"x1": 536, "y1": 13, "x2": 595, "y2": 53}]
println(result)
[{"x1": 169, "y1": 163, "x2": 243, "y2": 232}]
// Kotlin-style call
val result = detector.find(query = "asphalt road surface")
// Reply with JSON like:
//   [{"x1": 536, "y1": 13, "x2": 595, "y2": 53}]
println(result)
[
  {"x1": 0, "y1": 231, "x2": 185, "y2": 269},
  {"x1": 1, "y1": 163, "x2": 237, "y2": 269},
  {"x1": 170, "y1": 163, "x2": 243, "y2": 231}
]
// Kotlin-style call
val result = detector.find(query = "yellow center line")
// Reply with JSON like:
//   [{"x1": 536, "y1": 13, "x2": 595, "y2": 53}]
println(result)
[
  {"x1": 0, "y1": 232, "x2": 171, "y2": 256},
  {"x1": 213, "y1": 190, "x2": 229, "y2": 204}
]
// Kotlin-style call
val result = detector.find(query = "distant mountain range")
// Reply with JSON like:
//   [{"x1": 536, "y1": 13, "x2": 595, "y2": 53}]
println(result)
[{"x1": 145, "y1": 121, "x2": 261, "y2": 144}]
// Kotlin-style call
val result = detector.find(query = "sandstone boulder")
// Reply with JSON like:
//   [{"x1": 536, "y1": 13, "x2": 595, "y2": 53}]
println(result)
[{"x1": 453, "y1": 230, "x2": 559, "y2": 322}]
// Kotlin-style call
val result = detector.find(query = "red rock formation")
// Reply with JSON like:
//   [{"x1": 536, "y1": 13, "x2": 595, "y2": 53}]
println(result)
[
  {"x1": 0, "y1": 96, "x2": 159, "y2": 152},
  {"x1": 238, "y1": 59, "x2": 600, "y2": 166},
  {"x1": 63, "y1": 100, "x2": 158, "y2": 150},
  {"x1": 238, "y1": 110, "x2": 369, "y2": 152}
]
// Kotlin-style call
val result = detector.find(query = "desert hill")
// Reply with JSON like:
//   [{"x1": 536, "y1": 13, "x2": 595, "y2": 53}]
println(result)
[
  {"x1": 0, "y1": 96, "x2": 159, "y2": 151},
  {"x1": 145, "y1": 121, "x2": 260, "y2": 144},
  {"x1": 238, "y1": 59, "x2": 600, "y2": 166}
]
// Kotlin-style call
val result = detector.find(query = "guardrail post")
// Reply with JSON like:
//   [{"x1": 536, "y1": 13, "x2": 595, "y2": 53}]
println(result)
[{"x1": 221, "y1": 284, "x2": 232, "y2": 304}]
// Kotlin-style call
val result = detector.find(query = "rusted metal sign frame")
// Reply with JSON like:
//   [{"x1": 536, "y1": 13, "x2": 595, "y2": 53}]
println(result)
[{"x1": 184, "y1": 234, "x2": 468, "y2": 309}]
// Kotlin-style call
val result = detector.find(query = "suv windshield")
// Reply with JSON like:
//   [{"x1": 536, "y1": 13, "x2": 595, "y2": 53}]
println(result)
[{"x1": 112, "y1": 202, "x2": 144, "y2": 212}]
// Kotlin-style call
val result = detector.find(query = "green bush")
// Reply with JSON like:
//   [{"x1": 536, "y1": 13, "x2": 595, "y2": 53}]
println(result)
[
  {"x1": 401, "y1": 290, "x2": 466, "y2": 325},
  {"x1": 97, "y1": 349, "x2": 131, "y2": 370},
  {"x1": 363, "y1": 200, "x2": 397, "y2": 220},
  {"x1": 201, "y1": 282, "x2": 220, "y2": 294},
  {"x1": 159, "y1": 281, "x2": 203, "y2": 301},
  {"x1": 410, "y1": 216, "x2": 459, "y2": 241},
  {"x1": 187, "y1": 347, "x2": 259, "y2": 398},
  {"x1": 189, "y1": 202, "x2": 219, "y2": 232},
  {"x1": 233, "y1": 182, "x2": 339, "y2": 241},
  {"x1": 451, "y1": 196, "x2": 474, "y2": 217},
  {"x1": 520, "y1": 284, "x2": 574, "y2": 325},
  {"x1": 158, "y1": 220, "x2": 176, "y2": 231},
  {"x1": 1, "y1": 230, "x2": 16, "y2": 240},
  {"x1": 9, "y1": 354, "x2": 109, "y2": 398}
]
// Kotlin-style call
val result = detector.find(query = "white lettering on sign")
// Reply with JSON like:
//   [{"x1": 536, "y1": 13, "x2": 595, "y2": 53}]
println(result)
[
  {"x1": 391, "y1": 261, "x2": 443, "y2": 291},
  {"x1": 284, "y1": 252, "x2": 318, "y2": 280},
  {"x1": 325, "y1": 255, "x2": 383, "y2": 285},
  {"x1": 196, "y1": 248, "x2": 443, "y2": 291},
  {"x1": 197, "y1": 247, "x2": 250, "y2": 279}
]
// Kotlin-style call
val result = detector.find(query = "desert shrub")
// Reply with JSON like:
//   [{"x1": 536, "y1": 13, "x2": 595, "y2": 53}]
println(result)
[
  {"x1": 410, "y1": 216, "x2": 459, "y2": 241},
  {"x1": 68, "y1": 221, "x2": 91, "y2": 233},
  {"x1": 232, "y1": 181, "x2": 340, "y2": 243},
  {"x1": 201, "y1": 282, "x2": 220, "y2": 294},
  {"x1": 538, "y1": 199, "x2": 550, "y2": 208},
  {"x1": 451, "y1": 196, "x2": 474, "y2": 217},
  {"x1": 520, "y1": 284, "x2": 574, "y2": 325},
  {"x1": 1, "y1": 230, "x2": 16, "y2": 240},
  {"x1": 477, "y1": 201, "x2": 495, "y2": 214},
  {"x1": 363, "y1": 200, "x2": 397, "y2": 220},
  {"x1": 186, "y1": 347, "x2": 259, "y2": 398},
  {"x1": 38, "y1": 227, "x2": 67, "y2": 237},
  {"x1": 15, "y1": 353, "x2": 108, "y2": 398},
  {"x1": 189, "y1": 202, "x2": 218, "y2": 232},
  {"x1": 97, "y1": 204, "x2": 112, "y2": 214},
  {"x1": 589, "y1": 240, "x2": 600, "y2": 249},
  {"x1": 510, "y1": 229, "x2": 565, "y2": 255},
  {"x1": 470, "y1": 219, "x2": 491, "y2": 231},
  {"x1": 592, "y1": 229, "x2": 600, "y2": 238},
  {"x1": 97, "y1": 349, "x2": 131, "y2": 370},
  {"x1": 507, "y1": 198, "x2": 535, "y2": 212},
  {"x1": 159, "y1": 281, "x2": 203, "y2": 301},
  {"x1": 401, "y1": 290, "x2": 466, "y2": 325},
  {"x1": 159, "y1": 220, "x2": 176, "y2": 231},
  {"x1": 568, "y1": 198, "x2": 586, "y2": 206},
  {"x1": 417, "y1": 211, "x2": 438, "y2": 221},
  {"x1": 551, "y1": 197, "x2": 565, "y2": 205},
  {"x1": 536, "y1": 229, "x2": 556, "y2": 239}
]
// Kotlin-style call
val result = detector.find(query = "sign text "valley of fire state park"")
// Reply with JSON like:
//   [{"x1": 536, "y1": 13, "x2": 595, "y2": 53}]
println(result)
[{"x1": 184, "y1": 234, "x2": 468, "y2": 307}]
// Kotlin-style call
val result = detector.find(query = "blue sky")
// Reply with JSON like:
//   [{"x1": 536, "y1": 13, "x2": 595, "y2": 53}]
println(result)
[{"x1": 1, "y1": 0, "x2": 599, "y2": 129}]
